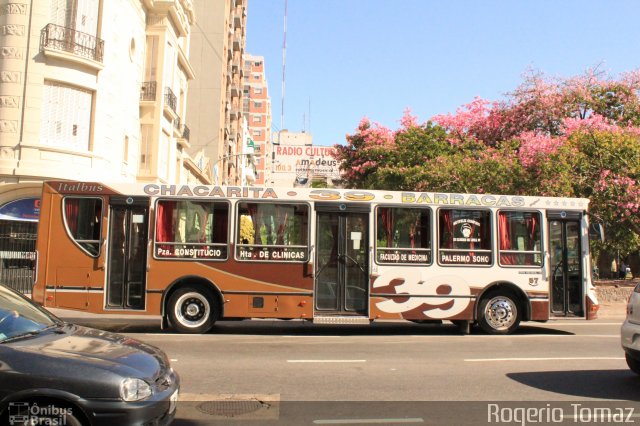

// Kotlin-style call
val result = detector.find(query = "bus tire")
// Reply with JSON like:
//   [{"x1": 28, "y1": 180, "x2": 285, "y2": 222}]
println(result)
[
  {"x1": 167, "y1": 286, "x2": 218, "y2": 334},
  {"x1": 478, "y1": 291, "x2": 521, "y2": 335}
]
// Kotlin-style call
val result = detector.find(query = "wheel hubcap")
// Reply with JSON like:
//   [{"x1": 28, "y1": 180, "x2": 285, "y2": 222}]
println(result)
[
  {"x1": 484, "y1": 296, "x2": 516, "y2": 330},
  {"x1": 186, "y1": 303, "x2": 200, "y2": 317},
  {"x1": 175, "y1": 292, "x2": 210, "y2": 328}
]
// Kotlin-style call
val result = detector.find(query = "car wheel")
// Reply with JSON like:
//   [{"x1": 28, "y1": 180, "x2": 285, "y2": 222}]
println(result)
[
  {"x1": 168, "y1": 287, "x2": 218, "y2": 334},
  {"x1": 478, "y1": 292, "x2": 521, "y2": 335},
  {"x1": 625, "y1": 353, "x2": 640, "y2": 375}
]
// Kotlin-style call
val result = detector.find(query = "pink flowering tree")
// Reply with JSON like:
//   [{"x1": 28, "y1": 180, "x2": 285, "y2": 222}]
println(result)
[
  {"x1": 428, "y1": 69, "x2": 640, "y2": 253},
  {"x1": 335, "y1": 69, "x2": 640, "y2": 256}
]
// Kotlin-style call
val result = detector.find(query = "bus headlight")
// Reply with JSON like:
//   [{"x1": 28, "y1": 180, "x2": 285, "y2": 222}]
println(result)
[{"x1": 120, "y1": 378, "x2": 152, "y2": 402}]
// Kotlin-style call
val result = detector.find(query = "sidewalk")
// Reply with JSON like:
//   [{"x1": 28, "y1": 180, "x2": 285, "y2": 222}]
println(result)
[
  {"x1": 594, "y1": 279, "x2": 636, "y2": 320},
  {"x1": 47, "y1": 302, "x2": 627, "y2": 328},
  {"x1": 596, "y1": 300, "x2": 626, "y2": 320}
]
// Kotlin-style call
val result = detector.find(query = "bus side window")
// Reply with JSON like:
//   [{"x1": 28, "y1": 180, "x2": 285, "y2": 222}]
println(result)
[
  {"x1": 236, "y1": 202, "x2": 309, "y2": 262},
  {"x1": 155, "y1": 200, "x2": 229, "y2": 260},
  {"x1": 438, "y1": 208, "x2": 492, "y2": 266},
  {"x1": 375, "y1": 206, "x2": 432, "y2": 265},
  {"x1": 498, "y1": 211, "x2": 542, "y2": 267},
  {"x1": 63, "y1": 197, "x2": 103, "y2": 257}
]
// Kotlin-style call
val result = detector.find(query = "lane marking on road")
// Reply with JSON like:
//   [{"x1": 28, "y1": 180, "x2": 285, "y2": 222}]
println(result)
[
  {"x1": 170, "y1": 359, "x2": 178, "y2": 362},
  {"x1": 287, "y1": 359, "x2": 367, "y2": 363},
  {"x1": 542, "y1": 322, "x2": 623, "y2": 326},
  {"x1": 314, "y1": 418, "x2": 424, "y2": 424},
  {"x1": 144, "y1": 333, "x2": 206, "y2": 336},
  {"x1": 465, "y1": 356, "x2": 625, "y2": 362}
]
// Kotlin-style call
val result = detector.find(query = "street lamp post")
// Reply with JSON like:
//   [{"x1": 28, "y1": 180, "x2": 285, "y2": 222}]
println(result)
[{"x1": 212, "y1": 153, "x2": 255, "y2": 186}]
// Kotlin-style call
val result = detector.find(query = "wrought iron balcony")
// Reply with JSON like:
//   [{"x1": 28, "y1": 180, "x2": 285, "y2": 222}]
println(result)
[
  {"x1": 182, "y1": 124, "x2": 190, "y2": 141},
  {"x1": 164, "y1": 87, "x2": 177, "y2": 113},
  {"x1": 40, "y1": 23, "x2": 104, "y2": 63},
  {"x1": 140, "y1": 81, "x2": 157, "y2": 101}
]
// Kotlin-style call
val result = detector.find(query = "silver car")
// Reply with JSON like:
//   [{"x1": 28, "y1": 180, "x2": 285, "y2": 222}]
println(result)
[{"x1": 621, "y1": 283, "x2": 640, "y2": 374}]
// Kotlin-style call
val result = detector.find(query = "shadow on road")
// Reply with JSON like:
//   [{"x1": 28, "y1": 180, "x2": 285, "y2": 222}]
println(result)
[
  {"x1": 507, "y1": 369, "x2": 640, "y2": 401},
  {"x1": 64, "y1": 318, "x2": 574, "y2": 336}
]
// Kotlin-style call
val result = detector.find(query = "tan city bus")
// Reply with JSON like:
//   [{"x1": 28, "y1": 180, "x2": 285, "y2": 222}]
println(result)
[{"x1": 32, "y1": 181, "x2": 600, "y2": 334}]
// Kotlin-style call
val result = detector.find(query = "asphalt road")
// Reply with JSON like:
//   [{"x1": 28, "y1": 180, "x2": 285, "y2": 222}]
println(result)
[{"x1": 59, "y1": 315, "x2": 640, "y2": 425}]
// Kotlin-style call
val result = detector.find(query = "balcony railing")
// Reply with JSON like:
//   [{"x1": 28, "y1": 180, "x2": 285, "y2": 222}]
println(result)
[
  {"x1": 172, "y1": 117, "x2": 190, "y2": 141},
  {"x1": 40, "y1": 23, "x2": 104, "y2": 63},
  {"x1": 164, "y1": 87, "x2": 177, "y2": 113},
  {"x1": 140, "y1": 81, "x2": 157, "y2": 101}
]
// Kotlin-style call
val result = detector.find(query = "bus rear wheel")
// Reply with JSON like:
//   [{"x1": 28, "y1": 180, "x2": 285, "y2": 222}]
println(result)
[
  {"x1": 168, "y1": 287, "x2": 218, "y2": 334},
  {"x1": 478, "y1": 292, "x2": 521, "y2": 335}
]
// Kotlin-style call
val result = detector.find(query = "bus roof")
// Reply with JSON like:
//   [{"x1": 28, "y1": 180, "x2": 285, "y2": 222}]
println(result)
[{"x1": 43, "y1": 181, "x2": 590, "y2": 211}]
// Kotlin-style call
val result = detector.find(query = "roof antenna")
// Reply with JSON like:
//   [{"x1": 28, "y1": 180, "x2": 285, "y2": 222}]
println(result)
[{"x1": 281, "y1": 0, "x2": 287, "y2": 131}]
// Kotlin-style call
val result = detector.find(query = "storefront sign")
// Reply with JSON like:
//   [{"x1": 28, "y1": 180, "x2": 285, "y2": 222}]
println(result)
[{"x1": 0, "y1": 198, "x2": 40, "y2": 221}]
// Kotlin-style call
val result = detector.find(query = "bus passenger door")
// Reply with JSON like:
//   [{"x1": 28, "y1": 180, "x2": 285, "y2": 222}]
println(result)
[
  {"x1": 314, "y1": 204, "x2": 369, "y2": 317},
  {"x1": 106, "y1": 197, "x2": 149, "y2": 310},
  {"x1": 548, "y1": 212, "x2": 583, "y2": 317}
]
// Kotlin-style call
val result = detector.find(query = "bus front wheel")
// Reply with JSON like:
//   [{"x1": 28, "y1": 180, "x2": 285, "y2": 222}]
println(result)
[
  {"x1": 478, "y1": 292, "x2": 521, "y2": 335},
  {"x1": 167, "y1": 287, "x2": 218, "y2": 334}
]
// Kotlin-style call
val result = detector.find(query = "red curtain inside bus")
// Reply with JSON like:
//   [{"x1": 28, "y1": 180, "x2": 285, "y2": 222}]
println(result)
[
  {"x1": 64, "y1": 199, "x2": 79, "y2": 236},
  {"x1": 498, "y1": 212, "x2": 540, "y2": 266},
  {"x1": 156, "y1": 201, "x2": 175, "y2": 244},
  {"x1": 247, "y1": 204, "x2": 262, "y2": 245}
]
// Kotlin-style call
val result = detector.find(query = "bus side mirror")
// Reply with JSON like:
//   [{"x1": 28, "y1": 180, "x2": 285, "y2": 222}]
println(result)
[{"x1": 589, "y1": 223, "x2": 604, "y2": 242}]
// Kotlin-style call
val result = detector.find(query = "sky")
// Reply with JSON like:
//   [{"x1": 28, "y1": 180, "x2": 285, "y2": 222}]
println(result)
[{"x1": 245, "y1": 0, "x2": 640, "y2": 147}]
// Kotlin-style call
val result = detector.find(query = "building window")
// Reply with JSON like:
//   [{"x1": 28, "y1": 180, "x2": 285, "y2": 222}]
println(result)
[
  {"x1": 139, "y1": 125, "x2": 153, "y2": 174},
  {"x1": 144, "y1": 35, "x2": 159, "y2": 82},
  {"x1": 253, "y1": 116, "x2": 262, "y2": 123},
  {"x1": 254, "y1": 101, "x2": 262, "y2": 108},
  {"x1": 123, "y1": 136, "x2": 129, "y2": 164},
  {"x1": 253, "y1": 130, "x2": 262, "y2": 137},
  {"x1": 41, "y1": 81, "x2": 92, "y2": 151},
  {"x1": 49, "y1": 0, "x2": 99, "y2": 36},
  {"x1": 254, "y1": 87, "x2": 263, "y2": 95}
]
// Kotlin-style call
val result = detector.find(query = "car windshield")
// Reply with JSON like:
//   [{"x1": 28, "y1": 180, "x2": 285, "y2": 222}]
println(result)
[{"x1": 0, "y1": 285, "x2": 59, "y2": 342}]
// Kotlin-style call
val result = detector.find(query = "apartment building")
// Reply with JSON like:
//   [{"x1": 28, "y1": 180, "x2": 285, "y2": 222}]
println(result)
[
  {"x1": 188, "y1": 0, "x2": 249, "y2": 185},
  {"x1": 0, "y1": 0, "x2": 202, "y2": 291},
  {"x1": 242, "y1": 53, "x2": 271, "y2": 186}
]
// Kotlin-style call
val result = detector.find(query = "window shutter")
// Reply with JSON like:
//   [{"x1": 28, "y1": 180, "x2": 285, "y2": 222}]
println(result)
[{"x1": 75, "y1": 0, "x2": 99, "y2": 36}]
